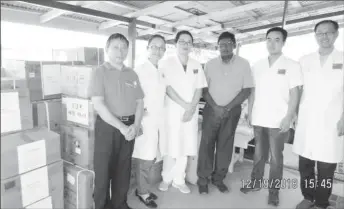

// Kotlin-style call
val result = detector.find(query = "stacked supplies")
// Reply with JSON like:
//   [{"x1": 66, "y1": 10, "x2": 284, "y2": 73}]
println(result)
[
  {"x1": 60, "y1": 64, "x2": 97, "y2": 209},
  {"x1": 1, "y1": 128, "x2": 64, "y2": 208}
]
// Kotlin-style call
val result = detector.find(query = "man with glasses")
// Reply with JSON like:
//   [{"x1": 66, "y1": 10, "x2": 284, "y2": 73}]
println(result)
[
  {"x1": 240, "y1": 27, "x2": 303, "y2": 206},
  {"x1": 197, "y1": 32, "x2": 253, "y2": 194},
  {"x1": 293, "y1": 20, "x2": 343, "y2": 209}
]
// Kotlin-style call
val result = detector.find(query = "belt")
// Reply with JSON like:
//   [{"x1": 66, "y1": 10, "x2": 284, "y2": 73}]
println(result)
[{"x1": 118, "y1": 115, "x2": 134, "y2": 122}]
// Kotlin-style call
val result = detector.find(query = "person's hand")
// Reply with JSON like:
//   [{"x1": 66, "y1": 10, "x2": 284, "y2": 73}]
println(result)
[
  {"x1": 182, "y1": 105, "x2": 196, "y2": 122},
  {"x1": 337, "y1": 117, "x2": 344, "y2": 136},
  {"x1": 246, "y1": 112, "x2": 252, "y2": 128},
  {"x1": 280, "y1": 115, "x2": 292, "y2": 133},
  {"x1": 126, "y1": 124, "x2": 140, "y2": 141},
  {"x1": 212, "y1": 105, "x2": 226, "y2": 117},
  {"x1": 119, "y1": 124, "x2": 129, "y2": 137}
]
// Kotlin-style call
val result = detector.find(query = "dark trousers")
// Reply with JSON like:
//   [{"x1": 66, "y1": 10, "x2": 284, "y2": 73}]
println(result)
[
  {"x1": 133, "y1": 158, "x2": 154, "y2": 195},
  {"x1": 251, "y1": 126, "x2": 289, "y2": 190},
  {"x1": 93, "y1": 116, "x2": 135, "y2": 209},
  {"x1": 197, "y1": 104, "x2": 241, "y2": 186},
  {"x1": 299, "y1": 155, "x2": 337, "y2": 208}
]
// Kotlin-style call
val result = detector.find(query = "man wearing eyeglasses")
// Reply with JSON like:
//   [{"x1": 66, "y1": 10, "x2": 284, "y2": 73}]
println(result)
[
  {"x1": 197, "y1": 32, "x2": 254, "y2": 194},
  {"x1": 240, "y1": 27, "x2": 303, "y2": 206},
  {"x1": 293, "y1": 20, "x2": 343, "y2": 209}
]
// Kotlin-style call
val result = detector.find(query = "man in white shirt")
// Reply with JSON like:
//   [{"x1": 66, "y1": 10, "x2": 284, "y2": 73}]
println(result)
[
  {"x1": 240, "y1": 27, "x2": 303, "y2": 206},
  {"x1": 293, "y1": 20, "x2": 343, "y2": 209}
]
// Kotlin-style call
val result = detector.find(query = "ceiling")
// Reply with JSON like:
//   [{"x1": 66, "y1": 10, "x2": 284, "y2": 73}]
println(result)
[{"x1": 1, "y1": 1, "x2": 343, "y2": 50}]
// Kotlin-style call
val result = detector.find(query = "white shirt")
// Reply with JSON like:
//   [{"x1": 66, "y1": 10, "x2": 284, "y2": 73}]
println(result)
[
  {"x1": 159, "y1": 55, "x2": 208, "y2": 158},
  {"x1": 293, "y1": 49, "x2": 344, "y2": 163},
  {"x1": 132, "y1": 60, "x2": 166, "y2": 160},
  {"x1": 251, "y1": 55, "x2": 303, "y2": 128}
]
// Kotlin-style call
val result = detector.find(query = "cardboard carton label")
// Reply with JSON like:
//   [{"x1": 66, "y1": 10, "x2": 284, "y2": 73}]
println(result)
[
  {"x1": 65, "y1": 97, "x2": 89, "y2": 126},
  {"x1": 67, "y1": 173, "x2": 75, "y2": 185},
  {"x1": 61, "y1": 66, "x2": 93, "y2": 97},
  {"x1": 17, "y1": 140, "x2": 47, "y2": 174},
  {"x1": 20, "y1": 166, "x2": 49, "y2": 206},
  {"x1": 26, "y1": 196, "x2": 52, "y2": 209},
  {"x1": 1, "y1": 91, "x2": 22, "y2": 133},
  {"x1": 41, "y1": 64, "x2": 62, "y2": 96}
]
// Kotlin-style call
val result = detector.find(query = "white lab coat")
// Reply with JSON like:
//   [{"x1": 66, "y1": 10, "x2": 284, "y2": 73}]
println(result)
[
  {"x1": 293, "y1": 49, "x2": 344, "y2": 163},
  {"x1": 159, "y1": 55, "x2": 208, "y2": 158},
  {"x1": 132, "y1": 60, "x2": 166, "y2": 161}
]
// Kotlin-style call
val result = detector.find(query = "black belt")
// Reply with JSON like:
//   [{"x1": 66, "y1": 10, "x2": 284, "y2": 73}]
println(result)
[{"x1": 118, "y1": 115, "x2": 135, "y2": 122}]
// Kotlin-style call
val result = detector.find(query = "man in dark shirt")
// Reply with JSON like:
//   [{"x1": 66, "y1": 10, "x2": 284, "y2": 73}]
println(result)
[{"x1": 91, "y1": 33, "x2": 144, "y2": 209}]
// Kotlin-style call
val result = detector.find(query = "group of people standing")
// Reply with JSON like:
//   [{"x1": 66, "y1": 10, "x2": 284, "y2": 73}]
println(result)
[{"x1": 90, "y1": 19, "x2": 343, "y2": 209}]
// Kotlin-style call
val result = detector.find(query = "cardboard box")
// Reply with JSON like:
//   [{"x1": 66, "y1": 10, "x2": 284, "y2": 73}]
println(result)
[
  {"x1": 1, "y1": 127, "x2": 61, "y2": 179},
  {"x1": 1, "y1": 89, "x2": 33, "y2": 135},
  {"x1": 53, "y1": 47, "x2": 104, "y2": 66},
  {"x1": 60, "y1": 124, "x2": 95, "y2": 170},
  {"x1": 25, "y1": 193, "x2": 63, "y2": 209},
  {"x1": 61, "y1": 96, "x2": 96, "y2": 129},
  {"x1": 1, "y1": 160, "x2": 64, "y2": 209},
  {"x1": 64, "y1": 162, "x2": 94, "y2": 209},
  {"x1": 1, "y1": 60, "x2": 63, "y2": 101},
  {"x1": 61, "y1": 65, "x2": 96, "y2": 99},
  {"x1": 32, "y1": 99, "x2": 62, "y2": 134}
]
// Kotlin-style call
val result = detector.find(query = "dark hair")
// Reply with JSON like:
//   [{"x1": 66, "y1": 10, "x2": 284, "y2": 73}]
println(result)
[
  {"x1": 314, "y1": 20, "x2": 339, "y2": 32},
  {"x1": 148, "y1": 34, "x2": 166, "y2": 46},
  {"x1": 266, "y1": 27, "x2": 288, "y2": 42},
  {"x1": 175, "y1": 30, "x2": 194, "y2": 43},
  {"x1": 218, "y1": 32, "x2": 236, "y2": 45},
  {"x1": 105, "y1": 33, "x2": 129, "y2": 50}
]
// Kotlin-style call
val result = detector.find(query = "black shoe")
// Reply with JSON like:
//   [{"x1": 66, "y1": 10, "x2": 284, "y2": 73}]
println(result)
[
  {"x1": 198, "y1": 184, "x2": 209, "y2": 194},
  {"x1": 135, "y1": 190, "x2": 158, "y2": 208},
  {"x1": 268, "y1": 190, "x2": 279, "y2": 206},
  {"x1": 149, "y1": 192, "x2": 158, "y2": 200},
  {"x1": 213, "y1": 182, "x2": 230, "y2": 193}
]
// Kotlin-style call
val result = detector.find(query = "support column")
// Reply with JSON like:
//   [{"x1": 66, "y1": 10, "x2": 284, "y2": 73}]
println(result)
[
  {"x1": 281, "y1": 0, "x2": 289, "y2": 28},
  {"x1": 128, "y1": 18, "x2": 137, "y2": 69},
  {"x1": 235, "y1": 42, "x2": 242, "y2": 55}
]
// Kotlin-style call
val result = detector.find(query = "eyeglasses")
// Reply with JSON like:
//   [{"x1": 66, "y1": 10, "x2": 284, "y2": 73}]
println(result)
[
  {"x1": 315, "y1": 32, "x2": 336, "y2": 37},
  {"x1": 149, "y1": 45, "x2": 166, "y2": 52},
  {"x1": 218, "y1": 42, "x2": 234, "y2": 48},
  {"x1": 178, "y1": 40, "x2": 193, "y2": 46}
]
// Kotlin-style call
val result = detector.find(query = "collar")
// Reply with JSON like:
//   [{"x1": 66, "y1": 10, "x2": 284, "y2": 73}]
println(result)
[{"x1": 219, "y1": 54, "x2": 236, "y2": 64}]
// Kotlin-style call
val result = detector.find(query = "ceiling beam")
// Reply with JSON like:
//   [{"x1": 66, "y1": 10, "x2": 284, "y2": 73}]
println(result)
[
  {"x1": 290, "y1": 1, "x2": 303, "y2": 8},
  {"x1": 98, "y1": 1, "x2": 189, "y2": 30},
  {"x1": 282, "y1": 0, "x2": 289, "y2": 28},
  {"x1": 240, "y1": 10, "x2": 344, "y2": 33},
  {"x1": 40, "y1": 1, "x2": 98, "y2": 23},
  {"x1": 169, "y1": 1, "x2": 281, "y2": 27},
  {"x1": 19, "y1": 0, "x2": 154, "y2": 27}
]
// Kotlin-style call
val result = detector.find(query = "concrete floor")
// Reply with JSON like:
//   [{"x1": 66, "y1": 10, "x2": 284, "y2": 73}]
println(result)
[{"x1": 128, "y1": 160, "x2": 344, "y2": 209}]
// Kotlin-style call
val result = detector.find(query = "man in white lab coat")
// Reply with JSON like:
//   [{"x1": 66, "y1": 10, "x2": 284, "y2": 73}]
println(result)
[
  {"x1": 240, "y1": 27, "x2": 303, "y2": 206},
  {"x1": 132, "y1": 35, "x2": 167, "y2": 208},
  {"x1": 158, "y1": 30, "x2": 208, "y2": 194},
  {"x1": 294, "y1": 20, "x2": 344, "y2": 209}
]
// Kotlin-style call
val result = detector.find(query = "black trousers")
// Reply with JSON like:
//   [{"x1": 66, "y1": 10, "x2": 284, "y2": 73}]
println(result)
[
  {"x1": 251, "y1": 126, "x2": 289, "y2": 190},
  {"x1": 93, "y1": 116, "x2": 135, "y2": 209},
  {"x1": 299, "y1": 155, "x2": 337, "y2": 208},
  {"x1": 197, "y1": 104, "x2": 241, "y2": 186}
]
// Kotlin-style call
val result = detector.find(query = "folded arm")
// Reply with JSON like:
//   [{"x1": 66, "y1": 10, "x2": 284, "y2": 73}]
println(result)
[{"x1": 166, "y1": 86, "x2": 189, "y2": 109}]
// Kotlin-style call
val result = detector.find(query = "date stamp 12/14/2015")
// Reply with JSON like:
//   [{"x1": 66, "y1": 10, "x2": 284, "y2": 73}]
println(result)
[{"x1": 241, "y1": 178, "x2": 298, "y2": 189}]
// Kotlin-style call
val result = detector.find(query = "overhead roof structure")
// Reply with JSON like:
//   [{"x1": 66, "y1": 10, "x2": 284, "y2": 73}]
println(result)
[{"x1": 1, "y1": 0, "x2": 344, "y2": 50}]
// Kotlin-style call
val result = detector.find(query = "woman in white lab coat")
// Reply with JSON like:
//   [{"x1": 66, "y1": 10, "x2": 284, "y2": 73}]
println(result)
[
  {"x1": 293, "y1": 20, "x2": 344, "y2": 209},
  {"x1": 132, "y1": 35, "x2": 167, "y2": 208},
  {"x1": 158, "y1": 30, "x2": 208, "y2": 194}
]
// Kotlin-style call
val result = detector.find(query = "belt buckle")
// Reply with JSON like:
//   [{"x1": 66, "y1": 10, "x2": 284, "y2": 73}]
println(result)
[{"x1": 121, "y1": 116, "x2": 129, "y2": 122}]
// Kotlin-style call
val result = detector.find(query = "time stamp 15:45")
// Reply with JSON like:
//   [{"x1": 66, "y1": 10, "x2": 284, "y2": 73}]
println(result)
[{"x1": 241, "y1": 178, "x2": 333, "y2": 190}]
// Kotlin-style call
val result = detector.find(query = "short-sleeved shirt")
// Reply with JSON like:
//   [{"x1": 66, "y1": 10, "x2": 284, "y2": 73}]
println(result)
[
  {"x1": 251, "y1": 55, "x2": 303, "y2": 128},
  {"x1": 204, "y1": 55, "x2": 254, "y2": 106},
  {"x1": 91, "y1": 62, "x2": 144, "y2": 117}
]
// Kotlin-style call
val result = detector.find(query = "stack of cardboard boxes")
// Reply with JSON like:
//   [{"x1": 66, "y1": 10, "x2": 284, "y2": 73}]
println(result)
[
  {"x1": 60, "y1": 64, "x2": 98, "y2": 209},
  {"x1": 1, "y1": 47, "x2": 104, "y2": 209}
]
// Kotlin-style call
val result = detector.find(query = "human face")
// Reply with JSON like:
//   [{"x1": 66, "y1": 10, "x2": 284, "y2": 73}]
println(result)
[
  {"x1": 176, "y1": 34, "x2": 193, "y2": 57},
  {"x1": 315, "y1": 22, "x2": 338, "y2": 49},
  {"x1": 218, "y1": 38, "x2": 235, "y2": 57},
  {"x1": 106, "y1": 38, "x2": 128, "y2": 65},
  {"x1": 266, "y1": 31, "x2": 285, "y2": 55},
  {"x1": 147, "y1": 37, "x2": 166, "y2": 63}
]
